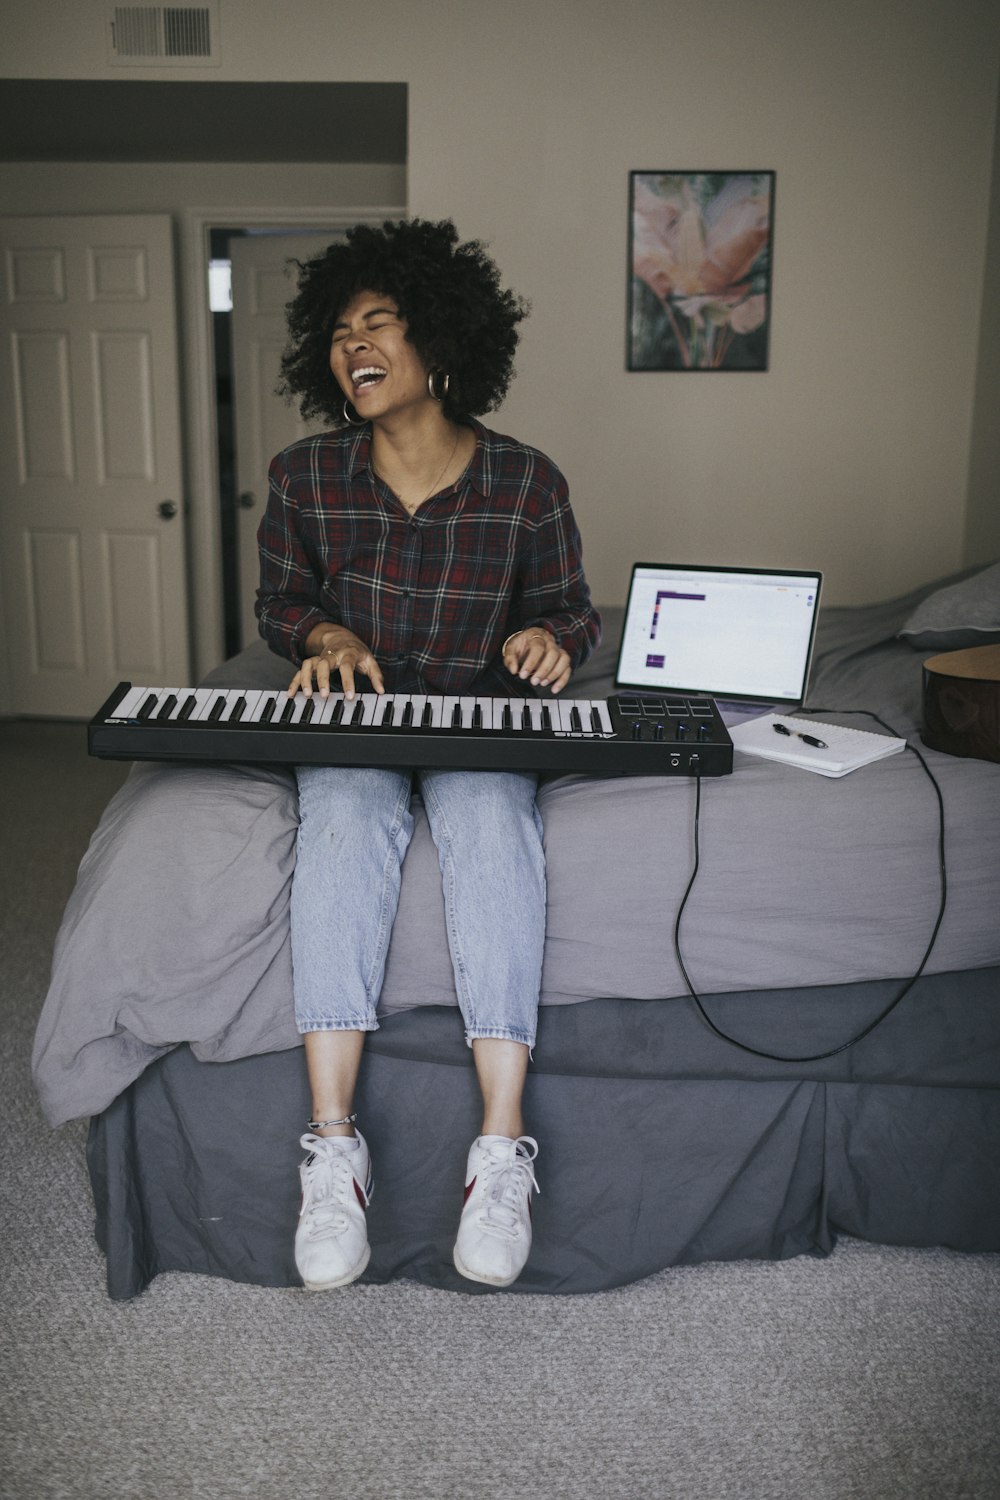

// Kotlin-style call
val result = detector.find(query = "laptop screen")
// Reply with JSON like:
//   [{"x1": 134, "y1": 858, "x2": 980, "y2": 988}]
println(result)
[{"x1": 615, "y1": 563, "x2": 823, "y2": 706}]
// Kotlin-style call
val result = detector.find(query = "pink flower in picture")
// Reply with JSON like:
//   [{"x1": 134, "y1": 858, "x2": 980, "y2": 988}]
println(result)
[{"x1": 629, "y1": 172, "x2": 774, "y2": 370}]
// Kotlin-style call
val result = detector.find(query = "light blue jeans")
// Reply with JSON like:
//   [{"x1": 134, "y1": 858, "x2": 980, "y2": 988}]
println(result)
[{"x1": 291, "y1": 765, "x2": 546, "y2": 1049}]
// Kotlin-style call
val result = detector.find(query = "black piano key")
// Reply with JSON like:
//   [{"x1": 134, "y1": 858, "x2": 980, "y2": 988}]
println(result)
[
  {"x1": 260, "y1": 696, "x2": 277, "y2": 723},
  {"x1": 300, "y1": 697, "x2": 315, "y2": 724},
  {"x1": 208, "y1": 695, "x2": 226, "y2": 721},
  {"x1": 452, "y1": 702, "x2": 463, "y2": 728},
  {"x1": 472, "y1": 703, "x2": 483, "y2": 730},
  {"x1": 521, "y1": 705, "x2": 533, "y2": 730},
  {"x1": 502, "y1": 704, "x2": 513, "y2": 731},
  {"x1": 137, "y1": 692, "x2": 158, "y2": 720},
  {"x1": 382, "y1": 696, "x2": 394, "y2": 726},
  {"x1": 541, "y1": 705, "x2": 552, "y2": 731},
  {"x1": 570, "y1": 707, "x2": 582, "y2": 732},
  {"x1": 155, "y1": 693, "x2": 177, "y2": 721},
  {"x1": 332, "y1": 698, "x2": 344, "y2": 723},
  {"x1": 177, "y1": 693, "x2": 196, "y2": 721},
  {"x1": 402, "y1": 701, "x2": 413, "y2": 727},
  {"x1": 421, "y1": 701, "x2": 434, "y2": 727},
  {"x1": 590, "y1": 706, "x2": 603, "y2": 732},
  {"x1": 227, "y1": 694, "x2": 247, "y2": 722},
  {"x1": 280, "y1": 698, "x2": 297, "y2": 724}
]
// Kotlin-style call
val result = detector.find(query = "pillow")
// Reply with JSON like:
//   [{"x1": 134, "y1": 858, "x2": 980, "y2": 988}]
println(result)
[{"x1": 898, "y1": 562, "x2": 1000, "y2": 651}]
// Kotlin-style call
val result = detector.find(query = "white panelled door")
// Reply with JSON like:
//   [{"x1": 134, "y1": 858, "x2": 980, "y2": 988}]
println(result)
[
  {"x1": 0, "y1": 214, "x2": 189, "y2": 717},
  {"x1": 230, "y1": 232, "x2": 341, "y2": 650}
]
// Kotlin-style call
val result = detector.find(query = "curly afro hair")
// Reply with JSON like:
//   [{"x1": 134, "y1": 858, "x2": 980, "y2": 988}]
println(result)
[{"x1": 278, "y1": 218, "x2": 529, "y2": 427}]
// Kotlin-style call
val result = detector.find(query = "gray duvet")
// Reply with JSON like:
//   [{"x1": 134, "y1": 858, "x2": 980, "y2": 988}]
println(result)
[{"x1": 33, "y1": 576, "x2": 1000, "y2": 1127}]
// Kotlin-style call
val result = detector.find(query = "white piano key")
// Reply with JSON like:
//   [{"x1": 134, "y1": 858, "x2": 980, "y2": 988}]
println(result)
[
  {"x1": 163, "y1": 689, "x2": 191, "y2": 721},
  {"x1": 474, "y1": 696, "x2": 493, "y2": 730},
  {"x1": 521, "y1": 699, "x2": 542, "y2": 731},
  {"x1": 592, "y1": 699, "x2": 613, "y2": 735},
  {"x1": 237, "y1": 690, "x2": 264, "y2": 722},
  {"x1": 190, "y1": 688, "x2": 222, "y2": 721},
  {"x1": 248, "y1": 691, "x2": 282, "y2": 722},
  {"x1": 315, "y1": 693, "x2": 342, "y2": 725},
  {"x1": 371, "y1": 695, "x2": 394, "y2": 727},
  {"x1": 112, "y1": 684, "x2": 155, "y2": 718},
  {"x1": 442, "y1": 694, "x2": 463, "y2": 729},
  {"x1": 406, "y1": 693, "x2": 428, "y2": 728},
  {"x1": 556, "y1": 701, "x2": 581, "y2": 735},
  {"x1": 425, "y1": 695, "x2": 445, "y2": 729}
]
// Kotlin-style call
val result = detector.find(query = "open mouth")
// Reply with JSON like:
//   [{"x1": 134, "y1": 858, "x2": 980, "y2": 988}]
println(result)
[{"x1": 351, "y1": 366, "x2": 387, "y2": 392}]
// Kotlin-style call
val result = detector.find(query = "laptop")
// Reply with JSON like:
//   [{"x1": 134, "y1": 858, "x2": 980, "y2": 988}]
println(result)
[{"x1": 614, "y1": 563, "x2": 823, "y2": 722}]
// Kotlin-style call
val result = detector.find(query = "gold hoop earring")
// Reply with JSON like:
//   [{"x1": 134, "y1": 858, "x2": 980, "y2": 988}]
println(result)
[
  {"x1": 427, "y1": 371, "x2": 451, "y2": 402},
  {"x1": 342, "y1": 398, "x2": 366, "y2": 427}
]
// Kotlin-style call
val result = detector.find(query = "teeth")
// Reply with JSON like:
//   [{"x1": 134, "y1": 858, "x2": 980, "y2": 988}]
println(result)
[{"x1": 351, "y1": 366, "x2": 387, "y2": 387}]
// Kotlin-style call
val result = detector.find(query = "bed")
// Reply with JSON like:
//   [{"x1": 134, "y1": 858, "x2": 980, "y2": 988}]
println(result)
[{"x1": 33, "y1": 565, "x2": 1000, "y2": 1298}]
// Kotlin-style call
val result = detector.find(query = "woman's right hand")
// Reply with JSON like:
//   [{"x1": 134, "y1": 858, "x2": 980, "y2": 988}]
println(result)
[{"x1": 289, "y1": 626, "x2": 385, "y2": 701}]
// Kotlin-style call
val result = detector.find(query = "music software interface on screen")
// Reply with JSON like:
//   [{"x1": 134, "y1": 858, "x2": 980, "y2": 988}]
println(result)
[{"x1": 619, "y1": 568, "x2": 819, "y2": 698}]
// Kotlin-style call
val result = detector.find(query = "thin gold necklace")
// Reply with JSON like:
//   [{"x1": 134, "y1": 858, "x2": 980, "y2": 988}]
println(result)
[{"x1": 373, "y1": 429, "x2": 461, "y2": 514}]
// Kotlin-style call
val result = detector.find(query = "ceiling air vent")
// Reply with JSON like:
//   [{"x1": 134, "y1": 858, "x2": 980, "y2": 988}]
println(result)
[{"x1": 108, "y1": 3, "x2": 221, "y2": 66}]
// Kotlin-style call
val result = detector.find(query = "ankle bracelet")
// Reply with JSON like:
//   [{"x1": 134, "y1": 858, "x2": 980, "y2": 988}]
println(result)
[{"x1": 307, "y1": 1112, "x2": 358, "y2": 1130}]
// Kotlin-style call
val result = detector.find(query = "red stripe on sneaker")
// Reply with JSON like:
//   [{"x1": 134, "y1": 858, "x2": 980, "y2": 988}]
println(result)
[
  {"x1": 354, "y1": 1179, "x2": 368, "y2": 1208},
  {"x1": 463, "y1": 1176, "x2": 477, "y2": 1205}
]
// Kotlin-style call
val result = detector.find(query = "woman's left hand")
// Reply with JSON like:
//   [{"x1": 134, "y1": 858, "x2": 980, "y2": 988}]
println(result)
[{"x1": 502, "y1": 629, "x2": 572, "y2": 694}]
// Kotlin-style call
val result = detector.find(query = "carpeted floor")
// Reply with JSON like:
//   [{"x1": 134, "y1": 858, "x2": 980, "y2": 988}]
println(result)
[{"x1": 1, "y1": 720, "x2": 999, "y2": 1500}]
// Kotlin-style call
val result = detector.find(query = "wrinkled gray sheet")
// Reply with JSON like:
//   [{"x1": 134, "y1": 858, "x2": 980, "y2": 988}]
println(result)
[{"x1": 34, "y1": 574, "x2": 1000, "y2": 1127}]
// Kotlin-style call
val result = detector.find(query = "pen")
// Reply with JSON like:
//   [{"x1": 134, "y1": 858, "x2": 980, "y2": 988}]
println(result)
[{"x1": 773, "y1": 722, "x2": 828, "y2": 749}]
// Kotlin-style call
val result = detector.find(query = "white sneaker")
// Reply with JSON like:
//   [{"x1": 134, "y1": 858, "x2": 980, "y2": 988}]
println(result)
[
  {"x1": 295, "y1": 1131, "x2": 373, "y2": 1291},
  {"x1": 453, "y1": 1135, "x2": 539, "y2": 1287}
]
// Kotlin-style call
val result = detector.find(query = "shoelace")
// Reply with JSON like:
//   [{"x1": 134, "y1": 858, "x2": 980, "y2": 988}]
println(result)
[
  {"x1": 300, "y1": 1135, "x2": 370, "y2": 1241},
  {"x1": 475, "y1": 1137, "x2": 540, "y2": 1240}
]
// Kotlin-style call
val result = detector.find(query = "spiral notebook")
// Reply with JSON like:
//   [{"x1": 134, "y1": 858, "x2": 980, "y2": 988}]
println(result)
[{"x1": 729, "y1": 713, "x2": 907, "y2": 778}]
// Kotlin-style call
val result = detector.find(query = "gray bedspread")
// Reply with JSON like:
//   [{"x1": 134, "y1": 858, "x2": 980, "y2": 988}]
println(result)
[{"x1": 33, "y1": 574, "x2": 1000, "y2": 1126}]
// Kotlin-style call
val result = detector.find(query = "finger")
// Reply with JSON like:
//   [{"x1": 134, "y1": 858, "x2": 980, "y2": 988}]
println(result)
[
  {"x1": 338, "y1": 659, "x2": 357, "y2": 700},
  {"x1": 289, "y1": 659, "x2": 315, "y2": 698},
  {"x1": 516, "y1": 636, "x2": 551, "y2": 678},
  {"x1": 549, "y1": 657, "x2": 572, "y2": 694},
  {"x1": 364, "y1": 655, "x2": 386, "y2": 694},
  {"x1": 532, "y1": 647, "x2": 567, "y2": 687},
  {"x1": 521, "y1": 641, "x2": 556, "y2": 681},
  {"x1": 316, "y1": 655, "x2": 334, "y2": 699}
]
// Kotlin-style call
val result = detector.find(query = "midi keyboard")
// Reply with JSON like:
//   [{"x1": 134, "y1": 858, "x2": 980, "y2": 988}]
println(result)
[{"x1": 88, "y1": 682, "x2": 734, "y2": 777}]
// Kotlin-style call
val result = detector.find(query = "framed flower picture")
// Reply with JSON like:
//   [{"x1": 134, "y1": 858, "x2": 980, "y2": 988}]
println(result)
[{"x1": 627, "y1": 171, "x2": 775, "y2": 371}]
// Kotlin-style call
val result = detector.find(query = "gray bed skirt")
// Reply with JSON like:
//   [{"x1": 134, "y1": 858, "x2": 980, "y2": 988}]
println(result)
[{"x1": 88, "y1": 965, "x2": 1000, "y2": 1299}]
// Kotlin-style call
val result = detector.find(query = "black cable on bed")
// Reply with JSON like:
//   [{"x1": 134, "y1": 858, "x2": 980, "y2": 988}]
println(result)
[{"x1": 673, "y1": 710, "x2": 948, "y2": 1062}]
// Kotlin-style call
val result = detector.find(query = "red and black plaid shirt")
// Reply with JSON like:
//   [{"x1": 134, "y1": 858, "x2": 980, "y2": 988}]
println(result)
[{"x1": 256, "y1": 419, "x2": 601, "y2": 695}]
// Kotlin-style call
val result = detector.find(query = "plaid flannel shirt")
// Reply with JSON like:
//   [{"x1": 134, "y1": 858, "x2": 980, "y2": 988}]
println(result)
[{"x1": 255, "y1": 420, "x2": 601, "y2": 695}]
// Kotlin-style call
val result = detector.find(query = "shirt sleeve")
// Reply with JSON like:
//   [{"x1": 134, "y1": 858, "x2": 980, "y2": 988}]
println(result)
[
  {"x1": 254, "y1": 452, "x2": 336, "y2": 665},
  {"x1": 514, "y1": 469, "x2": 602, "y2": 667}
]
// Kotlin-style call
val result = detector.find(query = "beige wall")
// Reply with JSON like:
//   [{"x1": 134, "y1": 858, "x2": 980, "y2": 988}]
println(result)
[
  {"x1": 4, "y1": 0, "x2": 1000, "y2": 621},
  {"x1": 966, "y1": 77, "x2": 1000, "y2": 567}
]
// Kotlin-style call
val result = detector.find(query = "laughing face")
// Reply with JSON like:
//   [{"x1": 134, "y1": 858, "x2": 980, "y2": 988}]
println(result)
[{"x1": 330, "y1": 290, "x2": 432, "y2": 423}]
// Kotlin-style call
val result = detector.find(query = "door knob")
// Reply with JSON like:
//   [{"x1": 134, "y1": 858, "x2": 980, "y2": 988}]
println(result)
[
  {"x1": 238, "y1": 491, "x2": 256, "y2": 509},
  {"x1": 158, "y1": 500, "x2": 178, "y2": 519}
]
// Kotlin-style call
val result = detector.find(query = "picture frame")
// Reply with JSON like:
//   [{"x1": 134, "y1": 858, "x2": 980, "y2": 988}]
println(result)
[{"x1": 627, "y1": 171, "x2": 775, "y2": 372}]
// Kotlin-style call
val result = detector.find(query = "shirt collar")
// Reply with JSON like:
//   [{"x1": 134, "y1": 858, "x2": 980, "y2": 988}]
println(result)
[{"x1": 346, "y1": 418, "x2": 495, "y2": 498}]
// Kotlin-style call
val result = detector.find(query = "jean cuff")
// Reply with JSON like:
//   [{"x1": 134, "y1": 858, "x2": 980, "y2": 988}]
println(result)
[
  {"x1": 465, "y1": 1026, "x2": 535, "y2": 1058},
  {"x1": 297, "y1": 1018, "x2": 380, "y2": 1036}
]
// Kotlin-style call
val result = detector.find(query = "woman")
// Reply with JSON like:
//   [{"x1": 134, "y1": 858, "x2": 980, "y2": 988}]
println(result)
[{"x1": 256, "y1": 219, "x2": 600, "y2": 1291}]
